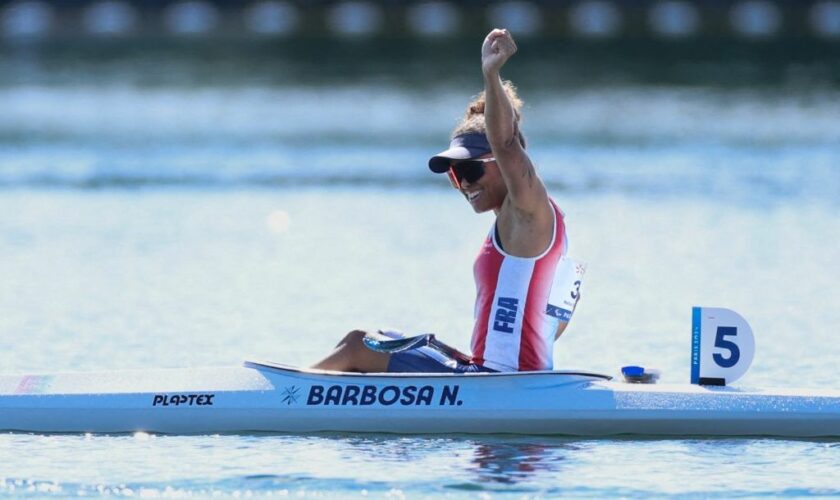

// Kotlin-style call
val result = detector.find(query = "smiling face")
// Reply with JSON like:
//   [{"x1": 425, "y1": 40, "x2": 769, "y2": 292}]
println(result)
[{"x1": 450, "y1": 155, "x2": 508, "y2": 214}]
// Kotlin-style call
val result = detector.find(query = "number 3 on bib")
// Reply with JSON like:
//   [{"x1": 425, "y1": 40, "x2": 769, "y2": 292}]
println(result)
[{"x1": 690, "y1": 307, "x2": 755, "y2": 386}]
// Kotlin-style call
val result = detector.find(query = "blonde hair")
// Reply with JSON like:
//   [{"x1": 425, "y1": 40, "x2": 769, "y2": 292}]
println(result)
[{"x1": 452, "y1": 80, "x2": 526, "y2": 148}]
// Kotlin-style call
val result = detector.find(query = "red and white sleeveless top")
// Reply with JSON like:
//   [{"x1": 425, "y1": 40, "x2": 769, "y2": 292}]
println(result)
[{"x1": 470, "y1": 199, "x2": 568, "y2": 372}]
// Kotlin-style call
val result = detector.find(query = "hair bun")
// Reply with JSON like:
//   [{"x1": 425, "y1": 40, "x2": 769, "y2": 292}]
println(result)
[
  {"x1": 468, "y1": 101, "x2": 486, "y2": 116},
  {"x1": 451, "y1": 80, "x2": 525, "y2": 149}
]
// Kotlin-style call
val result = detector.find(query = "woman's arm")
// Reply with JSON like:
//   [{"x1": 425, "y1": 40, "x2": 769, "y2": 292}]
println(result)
[{"x1": 481, "y1": 29, "x2": 549, "y2": 216}]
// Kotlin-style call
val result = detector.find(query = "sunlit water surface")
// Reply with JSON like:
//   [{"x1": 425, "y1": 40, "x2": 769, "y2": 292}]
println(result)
[{"x1": 1, "y1": 188, "x2": 837, "y2": 497}]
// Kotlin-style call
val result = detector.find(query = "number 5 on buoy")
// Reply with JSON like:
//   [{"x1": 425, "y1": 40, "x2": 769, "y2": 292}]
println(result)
[{"x1": 691, "y1": 307, "x2": 755, "y2": 386}]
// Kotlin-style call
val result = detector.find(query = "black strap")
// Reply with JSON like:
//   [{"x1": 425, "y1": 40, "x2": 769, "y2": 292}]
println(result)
[{"x1": 494, "y1": 224, "x2": 505, "y2": 252}]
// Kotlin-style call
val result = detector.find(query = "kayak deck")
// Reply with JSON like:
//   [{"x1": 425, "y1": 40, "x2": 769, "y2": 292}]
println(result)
[{"x1": 1, "y1": 361, "x2": 838, "y2": 437}]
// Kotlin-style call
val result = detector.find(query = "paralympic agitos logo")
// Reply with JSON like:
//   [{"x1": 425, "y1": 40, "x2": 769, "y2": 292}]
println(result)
[{"x1": 305, "y1": 384, "x2": 463, "y2": 406}]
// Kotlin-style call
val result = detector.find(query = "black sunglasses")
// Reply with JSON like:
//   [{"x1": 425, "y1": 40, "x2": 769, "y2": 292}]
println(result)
[{"x1": 447, "y1": 157, "x2": 495, "y2": 189}]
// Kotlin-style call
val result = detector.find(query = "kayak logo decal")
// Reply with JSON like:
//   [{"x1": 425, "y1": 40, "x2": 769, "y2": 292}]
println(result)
[
  {"x1": 306, "y1": 384, "x2": 463, "y2": 407},
  {"x1": 152, "y1": 394, "x2": 215, "y2": 407},
  {"x1": 281, "y1": 386, "x2": 301, "y2": 405}
]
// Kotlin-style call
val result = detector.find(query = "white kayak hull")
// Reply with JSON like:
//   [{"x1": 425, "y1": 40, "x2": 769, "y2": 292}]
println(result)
[{"x1": 1, "y1": 361, "x2": 838, "y2": 437}]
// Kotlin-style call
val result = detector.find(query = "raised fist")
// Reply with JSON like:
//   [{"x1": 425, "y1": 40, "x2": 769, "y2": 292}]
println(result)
[{"x1": 481, "y1": 29, "x2": 517, "y2": 75}]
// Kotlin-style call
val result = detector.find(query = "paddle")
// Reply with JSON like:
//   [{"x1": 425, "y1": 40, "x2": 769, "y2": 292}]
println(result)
[{"x1": 363, "y1": 334, "x2": 473, "y2": 365}]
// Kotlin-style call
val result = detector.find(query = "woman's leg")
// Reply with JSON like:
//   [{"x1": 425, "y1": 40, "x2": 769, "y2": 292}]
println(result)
[{"x1": 311, "y1": 330, "x2": 391, "y2": 373}]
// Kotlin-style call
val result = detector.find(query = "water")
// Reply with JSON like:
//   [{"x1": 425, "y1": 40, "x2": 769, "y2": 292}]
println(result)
[
  {"x1": 0, "y1": 43, "x2": 838, "y2": 497},
  {"x1": 1, "y1": 435, "x2": 838, "y2": 497}
]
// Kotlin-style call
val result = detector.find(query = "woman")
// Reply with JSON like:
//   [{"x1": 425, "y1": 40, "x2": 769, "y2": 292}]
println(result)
[{"x1": 312, "y1": 29, "x2": 577, "y2": 373}]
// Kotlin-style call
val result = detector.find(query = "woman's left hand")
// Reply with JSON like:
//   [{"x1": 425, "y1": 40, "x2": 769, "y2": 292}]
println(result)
[{"x1": 482, "y1": 28, "x2": 517, "y2": 75}]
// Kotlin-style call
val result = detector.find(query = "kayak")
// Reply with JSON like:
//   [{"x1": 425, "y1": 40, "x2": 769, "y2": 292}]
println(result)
[{"x1": 1, "y1": 360, "x2": 838, "y2": 437}]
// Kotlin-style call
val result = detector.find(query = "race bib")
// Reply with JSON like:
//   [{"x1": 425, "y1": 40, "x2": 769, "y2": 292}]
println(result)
[{"x1": 546, "y1": 259, "x2": 586, "y2": 322}]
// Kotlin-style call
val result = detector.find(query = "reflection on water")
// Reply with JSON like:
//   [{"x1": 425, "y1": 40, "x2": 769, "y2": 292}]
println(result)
[
  {"x1": 468, "y1": 439, "x2": 576, "y2": 486},
  {"x1": 336, "y1": 435, "x2": 577, "y2": 487},
  {"x1": 6, "y1": 433, "x2": 836, "y2": 496}
]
